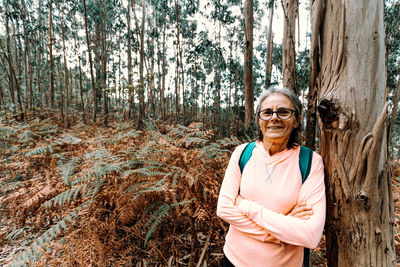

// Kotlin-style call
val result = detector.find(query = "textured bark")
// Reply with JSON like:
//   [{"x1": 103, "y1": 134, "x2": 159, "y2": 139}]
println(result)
[
  {"x1": 126, "y1": 1, "x2": 134, "y2": 119},
  {"x1": 138, "y1": 0, "x2": 146, "y2": 126},
  {"x1": 83, "y1": 0, "x2": 97, "y2": 122},
  {"x1": 5, "y1": 7, "x2": 16, "y2": 108},
  {"x1": 282, "y1": 0, "x2": 297, "y2": 94},
  {"x1": 314, "y1": 0, "x2": 396, "y2": 266},
  {"x1": 265, "y1": 0, "x2": 274, "y2": 89},
  {"x1": 48, "y1": 0, "x2": 55, "y2": 108},
  {"x1": 37, "y1": 0, "x2": 43, "y2": 109},
  {"x1": 306, "y1": 0, "x2": 324, "y2": 149},
  {"x1": 78, "y1": 59, "x2": 86, "y2": 123},
  {"x1": 174, "y1": 0, "x2": 180, "y2": 121},
  {"x1": 244, "y1": 0, "x2": 254, "y2": 129}
]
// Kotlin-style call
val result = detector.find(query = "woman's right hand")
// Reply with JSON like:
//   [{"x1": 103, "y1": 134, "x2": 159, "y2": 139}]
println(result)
[{"x1": 288, "y1": 202, "x2": 313, "y2": 220}]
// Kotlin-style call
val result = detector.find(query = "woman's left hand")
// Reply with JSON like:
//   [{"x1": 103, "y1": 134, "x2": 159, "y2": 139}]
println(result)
[{"x1": 287, "y1": 202, "x2": 313, "y2": 220}]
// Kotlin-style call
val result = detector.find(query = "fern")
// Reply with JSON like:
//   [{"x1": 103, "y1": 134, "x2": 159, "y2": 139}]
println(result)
[
  {"x1": 144, "y1": 203, "x2": 172, "y2": 245},
  {"x1": 58, "y1": 157, "x2": 80, "y2": 187},
  {"x1": 5, "y1": 227, "x2": 26, "y2": 241},
  {"x1": 144, "y1": 199, "x2": 194, "y2": 245},
  {"x1": 25, "y1": 145, "x2": 54, "y2": 158},
  {"x1": 56, "y1": 134, "x2": 82, "y2": 145},
  {"x1": 115, "y1": 129, "x2": 142, "y2": 141},
  {"x1": 41, "y1": 186, "x2": 83, "y2": 209},
  {"x1": 183, "y1": 137, "x2": 208, "y2": 148},
  {"x1": 124, "y1": 179, "x2": 167, "y2": 199},
  {"x1": 9, "y1": 210, "x2": 79, "y2": 267}
]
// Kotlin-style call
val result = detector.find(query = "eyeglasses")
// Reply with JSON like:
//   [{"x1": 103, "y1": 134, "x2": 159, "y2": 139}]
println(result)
[{"x1": 258, "y1": 108, "x2": 296, "y2": 121}]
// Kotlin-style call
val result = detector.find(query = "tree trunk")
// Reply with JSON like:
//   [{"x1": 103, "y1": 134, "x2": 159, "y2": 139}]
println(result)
[
  {"x1": 37, "y1": 0, "x2": 43, "y2": 109},
  {"x1": 78, "y1": 59, "x2": 86, "y2": 123},
  {"x1": 83, "y1": 0, "x2": 97, "y2": 122},
  {"x1": 99, "y1": 0, "x2": 108, "y2": 127},
  {"x1": 62, "y1": 20, "x2": 68, "y2": 122},
  {"x1": 244, "y1": 0, "x2": 254, "y2": 129},
  {"x1": 5, "y1": 6, "x2": 16, "y2": 110},
  {"x1": 126, "y1": 0, "x2": 134, "y2": 119},
  {"x1": 306, "y1": 0, "x2": 324, "y2": 150},
  {"x1": 161, "y1": 19, "x2": 166, "y2": 120},
  {"x1": 314, "y1": 1, "x2": 396, "y2": 266},
  {"x1": 11, "y1": 19, "x2": 24, "y2": 120},
  {"x1": 265, "y1": 0, "x2": 274, "y2": 89},
  {"x1": 282, "y1": 0, "x2": 298, "y2": 94},
  {"x1": 174, "y1": 0, "x2": 180, "y2": 122},
  {"x1": 138, "y1": 0, "x2": 146, "y2": 126},
  {"x1": 48, "y1": 0, "x2": 55, "y2": 109}
]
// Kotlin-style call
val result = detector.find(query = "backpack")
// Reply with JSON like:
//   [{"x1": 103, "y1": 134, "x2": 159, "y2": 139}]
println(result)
[{"x1": 238, "y1": 141, "x2": 313, "y2": 267}]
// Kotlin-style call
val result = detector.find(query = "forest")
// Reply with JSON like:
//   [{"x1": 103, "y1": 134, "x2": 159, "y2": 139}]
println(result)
[{"x1": 0, "y1": 0, "x2": 400, "y2": 266}]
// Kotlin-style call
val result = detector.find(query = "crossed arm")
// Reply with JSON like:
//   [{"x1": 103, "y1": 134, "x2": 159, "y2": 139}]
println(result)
[{"x1": 216, "y1": 145, "x2": 326, "y2": 248}]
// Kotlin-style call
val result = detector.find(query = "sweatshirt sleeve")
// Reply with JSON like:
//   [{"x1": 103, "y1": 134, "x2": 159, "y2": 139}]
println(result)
[
  {"x1": 216, "y1": 144, "x2": 280, "y2": 244},
  {"x1": 235, "y1": 152, "x2": 326, "y2": 248}
]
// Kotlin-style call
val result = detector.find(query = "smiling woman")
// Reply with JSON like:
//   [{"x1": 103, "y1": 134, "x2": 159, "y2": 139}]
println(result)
[{"x1": 216, "y1": 86, "x2": 326, "y2": 267}]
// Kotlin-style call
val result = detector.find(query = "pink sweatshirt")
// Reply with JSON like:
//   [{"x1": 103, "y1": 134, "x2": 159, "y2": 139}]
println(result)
[{"x1": 217, "y1": 141, "x2": 326, "y2": 267}]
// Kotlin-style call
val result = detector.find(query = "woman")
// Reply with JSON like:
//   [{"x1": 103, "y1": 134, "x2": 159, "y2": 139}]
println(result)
[{"x1": 217, "y1": 86, "x2": 326, "y2": 266}]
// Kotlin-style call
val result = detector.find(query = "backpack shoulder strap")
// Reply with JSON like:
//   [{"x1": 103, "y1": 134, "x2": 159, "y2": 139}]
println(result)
[
  {"x1": 299, "y1": 146, "x2": 313, "y2": 184},
  {"x1": 238, "y1": 141, "x2": 256, "y2": 173},
  {"x1": 299, "y1": 145, "x2": 313, "y2": 267}
]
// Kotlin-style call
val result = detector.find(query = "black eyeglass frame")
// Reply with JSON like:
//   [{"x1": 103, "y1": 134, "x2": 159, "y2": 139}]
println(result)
[{"x1": 258, "y1": 108, "x2": 297, "y2": 121}]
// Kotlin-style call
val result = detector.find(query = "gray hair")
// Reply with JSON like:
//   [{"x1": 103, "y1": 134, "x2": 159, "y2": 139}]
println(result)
[{"x1": 255, "y1": 86, "x2": 303, "y2": 148}]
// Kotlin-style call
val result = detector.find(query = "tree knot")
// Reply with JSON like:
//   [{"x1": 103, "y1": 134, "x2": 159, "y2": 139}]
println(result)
[{"x1": 317, "y1": 99, "x2": 340, "y2": 129}]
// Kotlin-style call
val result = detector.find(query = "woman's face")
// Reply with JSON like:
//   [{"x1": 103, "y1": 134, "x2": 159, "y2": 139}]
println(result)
[{"x1": 258, "y1": 93, "x2": 298, "y2": 146}]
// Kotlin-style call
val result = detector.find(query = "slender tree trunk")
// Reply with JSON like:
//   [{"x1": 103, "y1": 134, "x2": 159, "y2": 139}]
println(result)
[
  {"x1": 99, "y1": 0, "x2": 108, "y2": 126},
  {"x1": 37, "y1": 0, "x2": 43, "y2": 109},
  {"x1": 244, "y1": 0, "x2": 254, "y2": 129},
  {"x1": 282, "y1": 0, "x2": 298, "y2": 94},
  {"x1": 78, "y1": 59, "x2": 86, "y2": 123},
  {"x1": 306, "y1": 0, "x2": 324, "y2": 150},
  {"x1": 314, "y1": 1, "x2": 396, "y2": 266},
  {"x1": 5, "y1": 6, "x2": 16, "y2": 109},
  {"x1": 161, "y1": 21, "x2": 166, "y2": 120},
  {"x1": 11, "y1": 19, "x2": 24, "y2": 120},
  {"x1": 174, "y1": 0, "x2": 180, "y2": 122},
  {"x1": 62, "y1": 20, "x2": 68, "y2": 122},
  {"x1": 82, "y1": 0, "x2": 97, "y2": 122},
  {"x1": 48, "y1": 0, "x2": 55, "y2": 108},
  {"x1": 265, "y1": 0, "x2": 274, "y2": 89},
  {"x1": 138, "y1": 0, "x2": 146, "y2": 126},
  {"x1": 126, "y1": 0, "x2": 134, "y2": 119}
]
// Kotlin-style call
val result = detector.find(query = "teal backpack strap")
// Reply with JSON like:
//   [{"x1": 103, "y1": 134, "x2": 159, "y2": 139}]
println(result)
[
  {"x1": 238, "y1": 141, "x2": 256, "y2": 173},
  {"x1": 299, "y1": 146, "x2": 313, "y2": 184},
  {"x1": 299, "y1": 145, "x2": 313, "y2": 267}
]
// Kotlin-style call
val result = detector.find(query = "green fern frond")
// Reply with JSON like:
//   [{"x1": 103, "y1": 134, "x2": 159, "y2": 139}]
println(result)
[
  {"x1": 133, "y1": 167, "x2": 168, "y2": 177},
  {"x1": 144, "y1": 199, "x2": 194, "y2": 245},
  {"x1": 25, "y1": 145, "x2": 54, "y2": 158},
  {"x1": 144, "y1": 203, "x2": 171, "y2": 245},
  {"x1": 183, "y1": 137, "x2": 208, "y2": 147},
  {"x1": 18, "y1": 130, "x2": 36, "y2": 144},
  {"x1": 9, "y1": 210, "x2": 79, "y2": 266},
  {"x1": 125, "y1": 179, "x2": 167, "y2": 199},
  {"x1": 56, "y1": 134, "x2": 82, "y2": 145},
  {"x1": 58, "y1": 157, "x2": 80, "y2": 187},
  {"x1": 115, "y1": 129, "x2": 142, "y2": 140},
  {"x1": 5, "y1": 227, "x2": 26, "y2": 241},
  {"x1": 41, "y1": 186, "x2": 83, "y2": 209}
]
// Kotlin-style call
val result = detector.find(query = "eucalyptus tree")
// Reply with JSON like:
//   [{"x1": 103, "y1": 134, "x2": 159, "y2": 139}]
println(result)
[
  {"x1": 311, "y1": 0, "x2": 396, "y2": 265},
  {"x1": 281, "y1": 0, "x2": 297, "y2": 94},
  {"x1": 265, "y1": 0, "x2": 274, "y2": 89},
  {"x1": 243, "y1": 0, "x2": 254, "y2": 129}
]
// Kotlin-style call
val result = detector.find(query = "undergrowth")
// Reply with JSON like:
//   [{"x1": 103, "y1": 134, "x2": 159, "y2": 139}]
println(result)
[{"x1": 0, "y1": 117, "x2": 330, "y2": 266}]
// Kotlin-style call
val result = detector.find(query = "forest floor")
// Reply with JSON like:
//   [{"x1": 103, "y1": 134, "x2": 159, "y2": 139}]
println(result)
[{"x1": 0, "y1": 115, "x2": 398, "y2": 266}]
